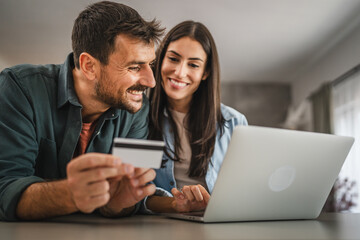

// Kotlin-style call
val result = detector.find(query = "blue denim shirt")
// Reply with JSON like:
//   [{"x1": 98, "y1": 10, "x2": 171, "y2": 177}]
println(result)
[{"x1": 141, "y1": 104, "x2": 247, "y2": 213}]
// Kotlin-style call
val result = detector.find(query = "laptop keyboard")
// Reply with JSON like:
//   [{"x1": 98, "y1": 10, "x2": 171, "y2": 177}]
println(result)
[{"x1": 181, "y1": 211, "x2": 205, "y2": 217}]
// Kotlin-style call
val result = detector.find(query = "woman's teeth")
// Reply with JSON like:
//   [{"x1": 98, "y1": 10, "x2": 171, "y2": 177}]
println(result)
[{"x1": 170, "y1": 78, "x2": 187, "y2": 87}]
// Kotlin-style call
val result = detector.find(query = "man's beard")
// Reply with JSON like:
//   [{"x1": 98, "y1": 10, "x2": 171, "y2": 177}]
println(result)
[{"x1": 95, "y1": 71, "x2": 148, "y2": 114}]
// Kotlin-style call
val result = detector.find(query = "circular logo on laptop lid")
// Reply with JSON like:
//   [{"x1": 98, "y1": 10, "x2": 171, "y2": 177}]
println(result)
[{"x1": 268, "y1": 166, "x2": 296, "y2": 192}]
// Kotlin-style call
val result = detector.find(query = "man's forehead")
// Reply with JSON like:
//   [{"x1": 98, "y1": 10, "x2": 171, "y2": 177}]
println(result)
[
  {"x1": 115, "y1": 34, "x2": 154, "y2": 51},
  {"x1": 112, "y1": 35, "x2": 155, "y2": 63}
]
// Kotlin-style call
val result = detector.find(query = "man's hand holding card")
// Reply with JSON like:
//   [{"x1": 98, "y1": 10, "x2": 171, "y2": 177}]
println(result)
[{"x1": 112, "y1": 138, "x2": 165, "y2": 169}]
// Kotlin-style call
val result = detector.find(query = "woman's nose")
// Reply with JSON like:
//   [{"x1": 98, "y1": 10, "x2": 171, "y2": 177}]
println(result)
[{"x1": 174, "y1": 62, "x2": 187, "y2": 78}]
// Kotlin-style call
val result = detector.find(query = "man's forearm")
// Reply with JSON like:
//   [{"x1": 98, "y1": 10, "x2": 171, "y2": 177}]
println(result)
[{"x1": 16, "y1": 179, "x2": 78, "y2": 220}]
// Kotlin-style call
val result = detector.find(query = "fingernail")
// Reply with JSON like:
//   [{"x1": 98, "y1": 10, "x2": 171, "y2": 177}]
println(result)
[
  {"x1": 137, "y1": 189, "x2": 143, "y2": 196},
  {"x1": 114, "y1": 158, "x2": 121, "y2": 165},
  {"x1": 179, "y1": 194, "x2": 185, "y2": 200},
  {"x1": 132, "y1": 179, "x2": 139, "y2": 186},
  {"x1": 125, "y1": 165, "x2": 133, "y2": 174}
]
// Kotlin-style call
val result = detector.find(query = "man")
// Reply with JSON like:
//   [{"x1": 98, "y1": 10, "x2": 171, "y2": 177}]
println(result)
[{"x1": 0, "y1": 1, "x2": 164, "y2": 221}]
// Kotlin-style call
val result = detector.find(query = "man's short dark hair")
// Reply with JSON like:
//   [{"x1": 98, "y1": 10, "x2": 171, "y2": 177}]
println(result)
[{"x1": 72, "y1": 1, "x2": 164, "y2": 69}]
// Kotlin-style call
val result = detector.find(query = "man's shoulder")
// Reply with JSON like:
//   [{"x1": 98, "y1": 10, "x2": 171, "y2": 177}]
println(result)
[{"x1": 1, "y1": 63, "x2": 61, "y2": 85}]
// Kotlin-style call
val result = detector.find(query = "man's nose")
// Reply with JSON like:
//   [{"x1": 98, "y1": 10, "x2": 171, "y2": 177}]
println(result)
[{"x1": 140, "y1": 65, "x2": 156, "y2": 88}]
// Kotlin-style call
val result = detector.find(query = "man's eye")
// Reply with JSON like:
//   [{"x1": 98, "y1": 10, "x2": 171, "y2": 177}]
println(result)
[{"x1": 129, "y1": 66, "x2": 141, "y2": 72}]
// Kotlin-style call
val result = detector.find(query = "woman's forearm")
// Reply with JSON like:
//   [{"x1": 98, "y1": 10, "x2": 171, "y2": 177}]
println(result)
[{"x1": 146, "y1": 196, "x2": 176, "y2": 213}]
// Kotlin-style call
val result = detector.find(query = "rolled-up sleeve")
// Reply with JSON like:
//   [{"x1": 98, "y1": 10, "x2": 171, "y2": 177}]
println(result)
[
  {"x1": 139, "y1": 187, "x2": 173, "y2": 215},
  {"x1": 0, "y1": 70, "x2": 44, "y2": 221}
]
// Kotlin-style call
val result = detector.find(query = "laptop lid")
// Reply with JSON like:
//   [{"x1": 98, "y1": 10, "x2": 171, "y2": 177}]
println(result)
[{"x1": 201, "y1": 125, "x2": 354, "y2": 222}]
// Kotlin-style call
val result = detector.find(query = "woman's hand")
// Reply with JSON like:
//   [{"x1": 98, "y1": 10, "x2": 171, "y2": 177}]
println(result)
[{"x1": 170, "y1": 184, "x2": 210, "y2": 213}]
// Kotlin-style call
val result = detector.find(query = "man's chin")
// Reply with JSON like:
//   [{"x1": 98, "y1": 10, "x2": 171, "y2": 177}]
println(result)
[{"x1": 123, "y1": 102, "x2": 142, "y2": 114}]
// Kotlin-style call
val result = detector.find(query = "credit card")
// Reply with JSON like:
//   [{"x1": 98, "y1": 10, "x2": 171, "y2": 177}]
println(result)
[{"x1": 112, "y1": 138, "x2": 165, "y2": 169}]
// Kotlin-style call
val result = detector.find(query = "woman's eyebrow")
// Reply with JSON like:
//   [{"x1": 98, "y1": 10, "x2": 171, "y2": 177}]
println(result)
[
  {"x1": 168, "y1": 50, "x2": 204, "y2": 62},
  {"x1": 168, "y1": 50, "x2": 181, "y2": 57}
]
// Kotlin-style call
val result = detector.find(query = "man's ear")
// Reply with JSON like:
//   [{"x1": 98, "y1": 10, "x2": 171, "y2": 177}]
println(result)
[
  {"x1": 202, "y1": 71, "x2": 209, "y2": 81},
  {"x1": 78, "y1": 53, "x2": 99, "y2": 81}
]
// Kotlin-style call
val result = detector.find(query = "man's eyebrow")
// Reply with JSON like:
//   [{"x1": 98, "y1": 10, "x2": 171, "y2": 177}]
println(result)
[
  {"x1": 126, "y1": 61, "x2": 146, "y2": 66},
  {"x1": 126, "y1": 59, "x2": 156, "y2": 66},
  {"x1": 168, "y1": 50, "x2": 204, "y2": 62}
]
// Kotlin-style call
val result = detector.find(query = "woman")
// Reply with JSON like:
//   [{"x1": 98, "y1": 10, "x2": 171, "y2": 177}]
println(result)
[{"x1": 144, "y1": 21, "x2": 248, "y2": 213}]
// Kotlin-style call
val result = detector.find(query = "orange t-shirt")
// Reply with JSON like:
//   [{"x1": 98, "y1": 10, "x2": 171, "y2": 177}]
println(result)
[{"x1": 73, "y1": 122, "x2": 97, "y2": 158}]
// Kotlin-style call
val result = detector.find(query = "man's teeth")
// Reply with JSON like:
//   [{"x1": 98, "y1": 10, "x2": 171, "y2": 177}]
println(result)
[
  {"x1": 128, "y1": 90, "x2": 143, "y2": 95},
  {"x1": 170, "y1": 78, "x2": 187, "y2": 87}
]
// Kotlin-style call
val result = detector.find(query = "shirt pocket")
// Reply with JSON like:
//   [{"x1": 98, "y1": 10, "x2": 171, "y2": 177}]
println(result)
[{"x1": 35, "y1": 138, "x2": 59, "y2": 179}]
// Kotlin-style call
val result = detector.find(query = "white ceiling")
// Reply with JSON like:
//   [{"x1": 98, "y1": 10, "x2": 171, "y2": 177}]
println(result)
[{"x1": 1, "y1": 0, "x2": 360, "y2": 83}]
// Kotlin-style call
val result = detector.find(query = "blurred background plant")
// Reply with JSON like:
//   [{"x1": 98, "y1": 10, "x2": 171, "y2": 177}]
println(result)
[{"x1": 322, "y1": 177, "x2": 358, "y2": 212}]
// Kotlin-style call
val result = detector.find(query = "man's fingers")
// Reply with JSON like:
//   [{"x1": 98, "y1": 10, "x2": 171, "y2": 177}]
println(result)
[
  {"x1": 67, "y1": 153, "x2": 121, "y2": 174},
  {"x1": 136, "y1": 184, "x2": 156, "y2": 200},
  {"x1": 131, "y1": 169, "x2": 156, "y2": 187},
  {"x1": 108, "y1": 163, "x2": 135, "y2": 182},
  {"x1": 190, "y1": 185, "x2": 203, "y2": 201},
  {"x1": 88, "y1": 193, "x2": 110, "y2": 210},
  {"x1": 116, "y1": 163, "x2": 135, "y2": 177},
  {"x1": 133, "y1": 167, "x2": 149, "y2": 177},
  {"x1": 87, "y1": 180, "x2": 110, "y2": 196},
  {"x1": 74, "y1": 167, "x2": 119, "y2": 184},
  {"x1": 74, "y1": 192, "x2": 110, "y2": 214}
]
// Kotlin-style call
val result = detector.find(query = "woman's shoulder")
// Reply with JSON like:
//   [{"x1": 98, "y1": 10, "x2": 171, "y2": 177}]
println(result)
[{"x1": 220, "y1": 103, "x2": 248, "y2": 126}]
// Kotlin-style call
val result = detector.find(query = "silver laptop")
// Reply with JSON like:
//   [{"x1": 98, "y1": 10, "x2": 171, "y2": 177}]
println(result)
[{"x1": 163, "y1": 125, "x2": 354, "y2": 223}]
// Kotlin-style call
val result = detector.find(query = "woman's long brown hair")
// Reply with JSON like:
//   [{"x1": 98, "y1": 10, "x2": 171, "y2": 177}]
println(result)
[{"x1": 148, "y1": 21, "x2": 224, "y2": 177}]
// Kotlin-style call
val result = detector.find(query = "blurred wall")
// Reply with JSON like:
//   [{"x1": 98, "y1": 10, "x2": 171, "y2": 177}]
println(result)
[
  {"x1": 292, "y1": 15, "x2": 360, "y2": 106},
  {"x1": 0, "y1": 57, "x2": 9, "y2": 71},
  {"x1": 221, "y1": 82, "x2": 291, "y2": 128}
]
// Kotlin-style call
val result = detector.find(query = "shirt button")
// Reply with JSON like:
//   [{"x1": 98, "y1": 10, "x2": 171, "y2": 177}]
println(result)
[{"x1": 170, "y1": 181, "x2": 174, "y2": 186}]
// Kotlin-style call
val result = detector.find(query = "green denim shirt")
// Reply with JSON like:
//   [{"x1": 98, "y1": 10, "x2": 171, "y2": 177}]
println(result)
[{"x1": 0, "y1": 53, "x2": 149, "y2": 221}]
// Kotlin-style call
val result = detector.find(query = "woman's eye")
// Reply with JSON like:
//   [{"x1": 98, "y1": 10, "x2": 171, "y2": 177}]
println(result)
[
  {"x1": 189, "y1": 63, "x2": 199, "y2": 68},
  {"x1": 168, "y1": 57, "x2": 178, "y2": 62}
]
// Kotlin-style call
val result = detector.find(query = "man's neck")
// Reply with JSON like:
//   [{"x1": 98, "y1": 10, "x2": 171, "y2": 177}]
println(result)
[{"x1": 72, "y1": 68, "x2": 110, "y2": 123}]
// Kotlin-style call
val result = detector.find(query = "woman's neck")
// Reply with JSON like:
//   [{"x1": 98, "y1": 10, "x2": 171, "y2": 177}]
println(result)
[{"x1": 167, "y1": 97, "x2": 191, "y2": 113}]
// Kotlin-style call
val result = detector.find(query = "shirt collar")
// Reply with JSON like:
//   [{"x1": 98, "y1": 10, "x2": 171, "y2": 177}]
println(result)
[
  {"x1": 57, "y1": 53, "x2": 82, "y2": 108},
  {"x1": 56, "y1": 53, "x2": 120, "y2": 119},
  {"x1": 163, "y1": 108, "x2": 169, "y2": 118}
]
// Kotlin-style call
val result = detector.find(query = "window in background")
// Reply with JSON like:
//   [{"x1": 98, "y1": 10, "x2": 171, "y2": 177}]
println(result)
[{"x1": 332, "y1": 70, "x2": 360, "y2": 213}]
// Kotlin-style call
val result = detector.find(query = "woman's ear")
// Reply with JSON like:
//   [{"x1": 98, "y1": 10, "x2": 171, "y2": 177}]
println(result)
[
  {"x1": 202, "y1": 71, "x2": 209, "y2": 81},
  {"x1": 78, "y1": 53, "x2": 99, "y2": 81}
]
